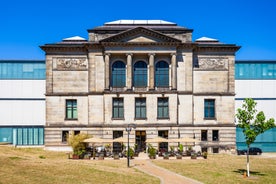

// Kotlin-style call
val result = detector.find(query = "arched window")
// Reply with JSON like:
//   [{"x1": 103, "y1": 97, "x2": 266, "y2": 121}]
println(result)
[
  {"x1": 112, "y1": 61, "x2": 126, "y2": 87},
  {"x1": 133, "y1": 61, "x2": 147, "y2": 87},
  {"x1": 155, "y1": 61, "x2": 169, "y2": 87}
]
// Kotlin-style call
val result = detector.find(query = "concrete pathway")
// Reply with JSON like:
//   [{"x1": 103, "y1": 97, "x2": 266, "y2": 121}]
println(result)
[{"x1": 133, "y1": 153, "x2": 203, "y2": 184}]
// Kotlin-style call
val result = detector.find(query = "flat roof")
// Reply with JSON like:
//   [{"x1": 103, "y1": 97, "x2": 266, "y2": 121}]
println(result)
[{"x1": 105, "y1": 20, "x2": 176, "y2": 25}]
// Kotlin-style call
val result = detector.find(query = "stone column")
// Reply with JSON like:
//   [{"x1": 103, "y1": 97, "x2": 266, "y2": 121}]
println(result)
[
  {"x1": 126, "y1": 53, "x2": 133, "y2": 90},
  {"x1": 104, "y1": 53, "x2": 110, "y2": 90},
  {"x1": 171, "y1": 53, "x2": 177, "y2": 90},
  {"x1": 148, "y1": 53, "x2": 155, "y2": 90}
]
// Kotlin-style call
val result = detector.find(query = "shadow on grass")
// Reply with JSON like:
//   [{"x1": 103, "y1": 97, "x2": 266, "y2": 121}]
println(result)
[{"x1": 233, "y1": 169, "x2": 266, "y2": 176}]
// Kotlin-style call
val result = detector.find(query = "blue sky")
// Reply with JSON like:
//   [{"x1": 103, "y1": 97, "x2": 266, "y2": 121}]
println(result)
[{"x1": 0, "y1": 0, "x2": 276, "y2": 60}]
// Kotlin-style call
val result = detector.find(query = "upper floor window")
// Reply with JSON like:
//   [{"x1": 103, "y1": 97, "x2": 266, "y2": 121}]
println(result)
[
  {"x1": 66, "y1": 99, "x2": 77, "y2": 119},
  {"x1": 112, "y1": 98, "x2": 124, "y2": 119},
  {"x1": 133, "y1": 61, "x2": 147, "y2": 87},
  {"x1": 155, "y1": 61, "x2": 169, "y2": 87},
  {"x1": 135, "y1": 98, "x2": 146, "y2": 119},
  {"x1": 204, "y1": 99, "x2": 215, "y2": 119},
  {"x1": 112, "y1": 61, "x2": 126, "y2": 87},
  {"x1": 157, "y1": 97, "x2": 169, "y2": 119}
]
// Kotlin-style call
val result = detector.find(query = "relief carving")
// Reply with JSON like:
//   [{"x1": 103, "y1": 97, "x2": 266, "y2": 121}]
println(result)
[
  {"x1": 54, "y1": 58, "x2": 88, "y2": 70},
  {"x1": 198, "y1": 57, "x2": 228, "y2": 70}
]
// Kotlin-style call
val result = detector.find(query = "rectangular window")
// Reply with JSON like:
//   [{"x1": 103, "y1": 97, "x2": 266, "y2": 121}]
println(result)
[
  {"x1": 62, "y1": 131, "x2": 69, "y2": 143},
  {"x1": 113, "y1": 131, "x2": 123, "y2": 153},
  {"x1": 212, "y1": 130, "x2": 219, "y2": 141},
  {"x1": 213, "y1": 147, "x2": 219, "y2": 153},
  {"x1": 204, "y1": 99, "x2": 215, "y2": 118},
  {"x1": 135, "y1": 98, "x2": 146, "y2": 119},
  {"x1": 157, "y1": 97, "x2": 169, "y2": 119},
  {"x1": 112, "y1": 98, "x2": 124, "y2": 119},
  {"x1": 66, "y1": 100, "x2": 77, "y2": 119},
  {"x1": 201, "y1": 130, "x2": 208, "y2": 141}
]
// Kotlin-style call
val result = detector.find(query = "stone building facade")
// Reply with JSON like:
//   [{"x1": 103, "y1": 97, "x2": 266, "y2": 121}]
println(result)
[{"x1": 40, "y1": 20, "x2": 240, "y2": 153}]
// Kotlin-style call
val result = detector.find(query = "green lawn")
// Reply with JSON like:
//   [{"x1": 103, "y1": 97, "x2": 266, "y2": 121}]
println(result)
[{"x1": 153, "y1": 154, "x2": 276, "y2": 184}]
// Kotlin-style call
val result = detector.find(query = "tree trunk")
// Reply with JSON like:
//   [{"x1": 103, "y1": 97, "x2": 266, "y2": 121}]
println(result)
[{"x1": 247, "y1": 146, "x2": 250, "y2": 177}]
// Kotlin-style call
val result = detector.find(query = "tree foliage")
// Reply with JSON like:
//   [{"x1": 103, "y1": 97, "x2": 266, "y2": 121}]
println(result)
[
  {"x1": 236, "y1": 98, "x2": 275, "y2": 177},
  {"x1": 67, "y1": 133, "x2": 90, "y2": 156},
  {"x1": 236, "y1": 98, "x2": 275, "y2": 146}
]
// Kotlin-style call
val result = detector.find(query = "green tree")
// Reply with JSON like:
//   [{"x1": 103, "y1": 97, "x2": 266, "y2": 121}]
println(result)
[{"x1": 236, "y1": 98, "x2": 275, "y2": 177}]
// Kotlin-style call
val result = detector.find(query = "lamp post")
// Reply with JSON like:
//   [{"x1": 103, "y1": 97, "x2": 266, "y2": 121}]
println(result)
[{"x1": 126, "y1": 123, "x2": 136, "y2": 167}]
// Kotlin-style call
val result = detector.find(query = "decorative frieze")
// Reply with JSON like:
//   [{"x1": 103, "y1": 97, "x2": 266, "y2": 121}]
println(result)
[
  {"x1": 198, "y1": 57, "x2": 228, "y2": 70},
  {"x1": 53, "y1": 57, "x2": 88, "y2": 70}
]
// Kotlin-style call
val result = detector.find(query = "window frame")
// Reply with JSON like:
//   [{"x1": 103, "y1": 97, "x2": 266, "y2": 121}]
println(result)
[
  {"x1": 204, "y1": 99, "x2": 216, "y2": 119},
  {"x1": 212, "y1": 130, "x2": 219, "y2": 141},
  {"x1": 135, "y1": 97, "x2": 147, "y2": 119},
  {"x1": 111, "y1": 61, "x2": 126, "y2": 88},
  {"x1": 155, "y1": 61, "x2": 169, "y2": 87},
  {"x1": 112, "y1": 98, "x2": 124, "y2": 119},
  {"x1": 201, "y1": 130, "x2": 208, "y2": 141},
  {"x1": 133, "y1": 61, "x2": 148, "y2": 87},
  {"x1": 157, "y1": 97, "x2": 169, "y2": 119},
  {"x1": 65, "y1": 99, "x2": 78, "y2": 120}
]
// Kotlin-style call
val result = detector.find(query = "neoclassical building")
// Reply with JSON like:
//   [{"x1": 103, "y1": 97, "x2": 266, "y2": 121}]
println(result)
[{"x1": 40, "y1": 20, "x2": 240, "y2": 153}]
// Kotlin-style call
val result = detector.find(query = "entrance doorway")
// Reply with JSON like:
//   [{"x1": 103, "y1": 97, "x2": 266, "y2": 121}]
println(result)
[
  {"x1": 136, "y1": 131, "x2": 146, "y2": 152},
  {"x1": 113, "y1": 131, "x2": 123, "y2": 153}
]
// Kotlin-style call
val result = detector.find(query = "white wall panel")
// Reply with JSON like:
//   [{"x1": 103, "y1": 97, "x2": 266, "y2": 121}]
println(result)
[
  {"x1": 235, "y1": 80, "x2": 276, "y2": 98},
  {"x1": 0, "y1": 80, "x2": 45, "y2": 98},
  {"x1": 235, "y1": 100, "x2": 276, "y2": 121},
  {"x1": 0, "y1": 100, "x2": 45, "y2": 125}
]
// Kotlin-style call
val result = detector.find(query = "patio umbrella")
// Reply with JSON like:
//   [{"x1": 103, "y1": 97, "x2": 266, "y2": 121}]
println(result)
[
  {"x1": 83, "y1": 137, "x2": 111, "y2": 143},
  {"x1": 112, "y1": 136, "x2": 135, "y2": 143},
  {"x1": 145, "y1": 136, "x2": 170, "y2": 143},
  {"x1": 82, "y1": 137, "x2": 113, "y2": 159},
  {"x1": 171, "y1": 137, "x2": 199, "y2": 143}
]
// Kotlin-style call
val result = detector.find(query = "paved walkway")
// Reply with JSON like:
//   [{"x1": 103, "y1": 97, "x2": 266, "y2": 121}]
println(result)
[{"x1": 133, "y1": 153, "x2": 203, "y2": 184}]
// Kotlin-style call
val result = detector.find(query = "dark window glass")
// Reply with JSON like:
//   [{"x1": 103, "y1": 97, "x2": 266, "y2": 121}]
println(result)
[
  {"x1": 113, "y1": 131, "x2": 123, "y2": 153},
  {"x1": 135, "y1": 98, "x2": 146, "y2": 119},
  {"x1": 157, "y1": 98, "x2": 169, "y2": 118},
  {"x1": 212, "y1": 130, "x2": 219, "y2": 141},
  {"x1": 201, "y1": 130, "x2": 208, "y2": 141},
  {"x1": 155, "y1": 61, "x2": 169, "y2": 87},
  {"x1": 133, "y1": 61, "x2": 147, "y2": 87},
  {"x1": 204, "y1": 99, "x2": 215, "y2": 118},
  {"x1": 62, "y1": 131, "x2": 69, "y2": 143},
  {"x1": 112, "y1": 61, "x2": 126, "y2": 87},
  {"x1": 66, "y1": 100, "x2": 77, "y2": 119},
  {"x1": 112, "y1": 98, "x2": 124, "y2": 118}
]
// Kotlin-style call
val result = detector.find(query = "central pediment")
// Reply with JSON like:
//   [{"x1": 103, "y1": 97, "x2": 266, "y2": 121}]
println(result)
[{"x1": 99, "y1": 27, "x2": 181, "y2": 43}]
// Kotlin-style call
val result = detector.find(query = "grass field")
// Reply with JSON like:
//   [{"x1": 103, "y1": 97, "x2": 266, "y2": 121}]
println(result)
[
  {"x1": 153, "y1": 154, "x2": 276, "y2": 184},
  {"x1": 0, "y1": 146, "x2": 159, "y2": 184},
  {"x1": 0, "y1": 146, "x2": 275, "y2": 184}
]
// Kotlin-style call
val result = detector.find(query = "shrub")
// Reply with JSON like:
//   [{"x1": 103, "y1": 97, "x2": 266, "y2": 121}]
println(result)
[{"x1": 67, "y1": 133, "x2": 90, "y2": 156}]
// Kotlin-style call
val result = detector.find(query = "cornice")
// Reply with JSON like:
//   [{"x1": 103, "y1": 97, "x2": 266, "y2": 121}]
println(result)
[
  {"x1": 40, "y1": 44, "x2": 87, "y2": 53},
  {"x1": 194, "y1": 44, "x2": 241, "y2": 53},
  {"x1": 99, "y1": 26, "x2": 182, "y2": 43},
  {"x1": 193, "y1": 92, "x2": 235, "y2": 96}
]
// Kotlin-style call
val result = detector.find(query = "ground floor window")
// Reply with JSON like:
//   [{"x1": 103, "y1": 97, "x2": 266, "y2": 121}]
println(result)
[
  {"x1": 15, "y1": 127, "x2": 44, "y2": 145},
  {"x1": 212, "y1": 130, "x2": 219, "y2": 141},
  {"x1": 213, "y1": 147, "x2": 219, "y2": 153},
  {"x1": 113, "y1": 131, "x2": 123, "y2": 153},
  {"x1": 62, "y1": 131, "x2": 69, "y2": 143},
  {"x1": 201, "y1": 130, "x2": 208, "y2": 141},
  {"x1": 158, "y1": 130, "x2": 168, "y2": 152}
]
